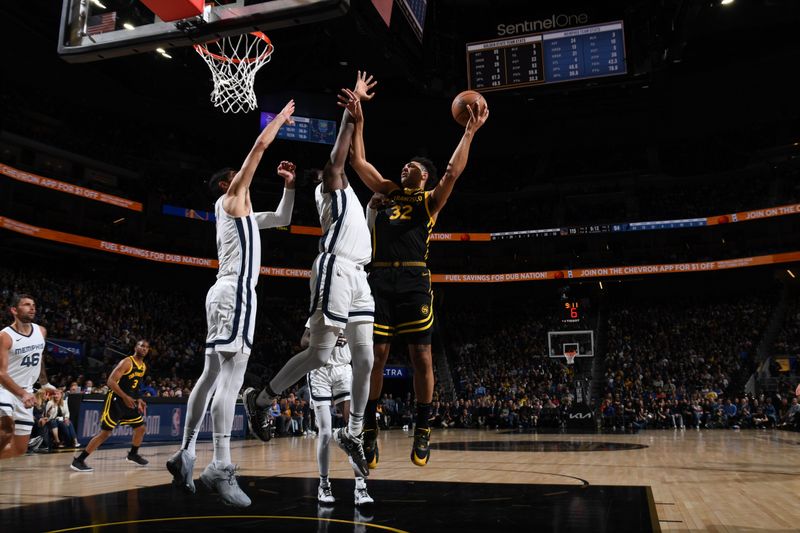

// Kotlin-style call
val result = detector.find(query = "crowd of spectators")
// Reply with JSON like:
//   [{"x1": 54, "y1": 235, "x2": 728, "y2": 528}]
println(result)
[
  {"x1": 438, "y1": 305, "x2": 588, "y2": 430},
  {"x1": 600, "y1": 294, "x2": 773, "y2": 430},
  {"x1": 599, "y1": 394, "x2": 800, "y2": 432},
  {"x1": 773, "y1": 296, "x2": 800, "y2": 358},
  {"x1": 3, "y1": 263, "x2": 798, "y2": 446}
]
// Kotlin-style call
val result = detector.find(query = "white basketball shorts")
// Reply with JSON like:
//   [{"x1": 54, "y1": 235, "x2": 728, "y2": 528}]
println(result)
[
  {"x1": 309, "y1": 253, "x2": 374, "y2": 329},
  {"x1": 0, "y1": 387, "x2": 35, "y2": 436},
  {"x1": 205, "y1": 275, "x2": 257, "y2": 356},
  {"x1": 308, "y1": 364, "x2": 352, "y2": 408}
]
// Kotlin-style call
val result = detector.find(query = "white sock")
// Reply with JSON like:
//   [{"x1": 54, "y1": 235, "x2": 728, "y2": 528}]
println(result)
[
  {"x1": 212, "y1": 433, "x2": 231, "y2": 465},
  {"x1": 348, "y1": 412, "x2": 364, "y2": 437}
]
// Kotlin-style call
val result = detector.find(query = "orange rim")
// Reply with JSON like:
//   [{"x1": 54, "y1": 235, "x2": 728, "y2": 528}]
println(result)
[{"x1": 193, "y1": 32, "x2": 273, "y2": 64}]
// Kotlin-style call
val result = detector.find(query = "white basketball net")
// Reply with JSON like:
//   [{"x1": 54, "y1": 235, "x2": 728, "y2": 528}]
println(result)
[
  {"x1": 565, "y1": 352, "x2": 576, "y2": 365},
  {"x1": 194, "y1": 32, "x2": 274, "y2": 114}
]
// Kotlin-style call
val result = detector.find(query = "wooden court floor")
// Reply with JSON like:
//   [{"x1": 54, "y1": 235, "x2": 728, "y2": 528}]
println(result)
[{"x1": 1, "y1": 428, "x2": 799, "y2": 532}]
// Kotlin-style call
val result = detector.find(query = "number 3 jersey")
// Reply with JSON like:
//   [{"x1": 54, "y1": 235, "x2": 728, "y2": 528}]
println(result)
[
  {"x1": 1, "y1": 324, "x2": 46, "y2": 392},
  {"x1": 371, "y1": 187, "x2": 435, "y2": 264},
  {"x1": 116, "y1": 356, "x2": 147, "y2": 399}
]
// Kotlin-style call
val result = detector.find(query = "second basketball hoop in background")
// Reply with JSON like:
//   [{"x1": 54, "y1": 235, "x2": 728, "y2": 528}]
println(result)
[{"x1": 194, "y1": 32, "x2": 274, "y2": 113}]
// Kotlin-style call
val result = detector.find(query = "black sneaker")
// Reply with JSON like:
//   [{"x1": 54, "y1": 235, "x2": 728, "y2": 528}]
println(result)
[
  {"x1": 362, "y1": 427, "x2": 379, "y2": 469},
  {"x1": 411, "y1": 427, "x2": 431, "y2": 467},
  {"x1": 126, "y1": 453, "x2": 149, "y2": 466},
  {"x1": 334, "y1": 428, "x2": 368, "y2": 478},
  {"x1": 242, "y1": 387, "x2": 272, "y2": 442},
  {"x1": 70, "y1": 458, "x2": 93, "y2": 472}
]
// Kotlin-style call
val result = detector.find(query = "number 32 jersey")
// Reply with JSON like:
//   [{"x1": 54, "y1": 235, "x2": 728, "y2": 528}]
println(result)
[
  {"x1": 1, "y1": 324, "x2": 46, "y2": 392},
  {"x1": 371, "y1": 187, "x2": 435, "y2": 263}
]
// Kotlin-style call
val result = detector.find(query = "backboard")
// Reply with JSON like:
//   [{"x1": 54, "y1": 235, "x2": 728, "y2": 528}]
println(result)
[
  {"x1": 547, "y1": 330, "x2": 594, "y2": 360},
  {"x1": 58, "y1": 0, "x2": 350, "y2": 63}
]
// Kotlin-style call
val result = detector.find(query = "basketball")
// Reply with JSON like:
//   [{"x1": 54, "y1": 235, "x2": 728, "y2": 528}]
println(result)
[{"x1": 451, "y1": 90, "x2": 487, "y2": 127}]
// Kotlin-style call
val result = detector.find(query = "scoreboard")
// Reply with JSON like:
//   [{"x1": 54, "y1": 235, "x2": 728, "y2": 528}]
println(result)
[
  {"x1": 260, "y1": 112, "x2": 337, "y2": 145},
  {"x1": 466, "y1": 21, "x2": 626, "y2": 92},
  {"x1": 562, "y1": 301, "x2": 582, "y2": 324}
]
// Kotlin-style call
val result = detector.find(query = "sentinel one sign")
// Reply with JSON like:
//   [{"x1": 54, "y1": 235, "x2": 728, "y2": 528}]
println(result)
[{"x1": 497, "y1": 13, "x2": 589, "y2": 36}]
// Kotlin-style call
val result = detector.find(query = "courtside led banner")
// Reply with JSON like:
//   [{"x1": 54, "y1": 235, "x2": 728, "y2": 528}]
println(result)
[
  {"x1": 0, "y1": 163, "x2": 143, "y2": 212},
  {"x1": 76, "y1": 397, "x2": 245, "y2": 445},
  {"x1": 2, "y1": 216, "x2": 798, "y2": 283}
]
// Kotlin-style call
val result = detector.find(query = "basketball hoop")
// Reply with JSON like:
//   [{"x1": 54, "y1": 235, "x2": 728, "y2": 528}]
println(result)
[
  {"x1": 565, "y1": 351, "x2": 577, "y2": 365},
  {"x1": 194, "y1": 32, "x2": 274, "y2": 113}
]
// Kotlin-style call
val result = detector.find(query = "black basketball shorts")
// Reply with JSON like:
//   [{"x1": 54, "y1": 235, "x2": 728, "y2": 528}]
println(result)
[{"x1": 368, "y1": 267, "x2": 433, "y2": 344}]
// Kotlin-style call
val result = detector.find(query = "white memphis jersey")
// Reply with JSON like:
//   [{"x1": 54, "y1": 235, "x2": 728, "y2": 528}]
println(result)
[
  {"x1": 214, "y1": 197, "x2": 261, "y2": 285},
  {"x1": 1, "y1": 324, "x2": 45, "y2": 392},
  {"x1": 316, "y1": 183, "x2": 371, "y2": 266}
]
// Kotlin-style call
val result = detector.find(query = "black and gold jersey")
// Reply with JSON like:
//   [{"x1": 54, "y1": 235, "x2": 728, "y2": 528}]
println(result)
[
  {"x1": 371, "y1": 187, "x2": 435, "y2": 263},
  {"x1": 116, "y1": 356, "x2": 147, "y2": 399}
]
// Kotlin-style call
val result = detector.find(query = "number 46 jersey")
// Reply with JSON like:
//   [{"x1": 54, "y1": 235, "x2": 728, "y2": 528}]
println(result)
[{"x1": 1, "y1": 324, "x2": 46, "y2": 392}]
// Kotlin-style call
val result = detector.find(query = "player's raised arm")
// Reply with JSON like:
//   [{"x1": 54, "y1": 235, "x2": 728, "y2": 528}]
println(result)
[
  {"x1": 321, "y1": 72, "x2": 376, "y2": 193},
  {"x1": 0, "y1": 331, "x2": 31, "y2": 406},
  {"x1": 428, "y1": 101, "x2": 489, "y2": 216},
  {"x1": 224, "y1": 99, "x2": 295, "y2": 215},
  {"x1": 107, "y1": 358, "x2": 135, "y2": 409},
  {"x1": 254, "y1": 161, "x2": 296, "y2": 229},
  {"x1": 341, "y1": 90, "x2": 398, "y2": 196}
]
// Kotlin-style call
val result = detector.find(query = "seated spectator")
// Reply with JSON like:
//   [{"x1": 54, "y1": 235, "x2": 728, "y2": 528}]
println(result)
[
  {"x1": 140, "y1": 378, "x2": 158, "y2": 397},
  {"x1": 764, "y1": 398, "x2": 778, "y2": 427},
  {"x1": 722, "y1": 399, "x2": 738, "y2": 429},
  {"x1": 45, "y1": 389, "x2": 79, "y2": 448},
  {"x1": 752, "y1": 405, "x2": 769, "y2": 429},
  {"x1": 781, "y1": 397, "x2": 800, "y2": 430},
  {"x1": 31, "y1": 390, "x2": 52, "y2": 452}
]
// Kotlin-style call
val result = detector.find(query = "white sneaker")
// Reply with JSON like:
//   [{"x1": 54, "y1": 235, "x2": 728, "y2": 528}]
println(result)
[
  {"x1": 200, "y1": 462, "x2": 251, "y2": 508},
  {"x1": 354, "y1": 479, "x2": 373, "y2": 506},
  {"x1": 166, "y1": 449, "x2": 196, "y2": 494},
  {"x1": 318, "y1": 482, "x2": 335, "y2": 504}
]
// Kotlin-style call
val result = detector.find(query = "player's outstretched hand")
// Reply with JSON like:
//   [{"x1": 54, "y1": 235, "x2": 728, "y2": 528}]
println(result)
[
  {"x1": 337, "y1": 89, "x2": 363, "y2": 122},
  {"x1": 277, "y1": 161, "x2": 297, "y2": 188},
  {"x1": 353, "y1": 70, "x2": 377, "y2": 101},
  {"x1": 278, "y1": 99, "x2": 295, "y2": 126},
  {"x1": 465, "y1": 100, "x2": 489, "y2": 133}
]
